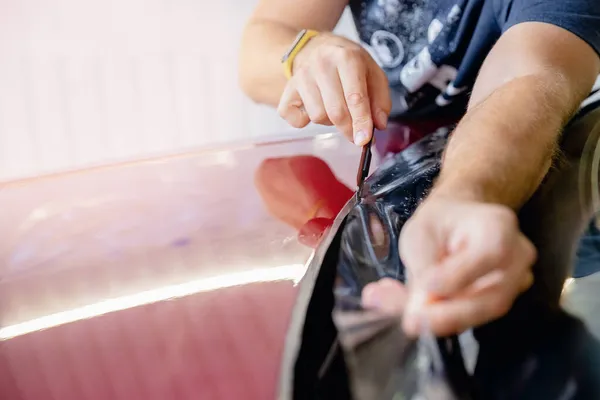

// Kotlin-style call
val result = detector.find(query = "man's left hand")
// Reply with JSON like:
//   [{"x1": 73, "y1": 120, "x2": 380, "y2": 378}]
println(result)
[{"x1": 362, "y1": 196, "x2": 536, "y2": 337}]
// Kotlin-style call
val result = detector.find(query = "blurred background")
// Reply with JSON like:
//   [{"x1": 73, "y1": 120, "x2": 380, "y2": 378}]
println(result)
[{"x1": 0, "y1": 0, "x2": 358, "y2": 182}]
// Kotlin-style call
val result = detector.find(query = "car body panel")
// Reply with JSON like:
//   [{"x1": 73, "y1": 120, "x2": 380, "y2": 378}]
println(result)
[{"x1": 0, "y1": 133, "x2": 367, "y2": 400}]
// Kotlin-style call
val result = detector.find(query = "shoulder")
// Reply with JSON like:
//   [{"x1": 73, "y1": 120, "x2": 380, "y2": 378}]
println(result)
[{"x1": 496, "y1": 0, "x2": 600, "y2": 57}]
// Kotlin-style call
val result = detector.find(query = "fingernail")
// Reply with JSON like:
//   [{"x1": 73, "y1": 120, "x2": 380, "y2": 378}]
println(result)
[
  {"x1": 354, "y1": 130, "x2": 369, "y2": 146},
  {"x1": 377, "y1": 110, "x2": 388, "y2": 129}
]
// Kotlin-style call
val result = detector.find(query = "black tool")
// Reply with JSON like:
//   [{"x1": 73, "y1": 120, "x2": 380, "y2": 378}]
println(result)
[{"x1": 356, "y1": 136, "x2": 373, "y2": 198}]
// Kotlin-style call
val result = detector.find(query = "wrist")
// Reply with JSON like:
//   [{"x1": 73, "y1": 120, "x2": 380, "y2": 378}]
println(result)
[
  {"x1": 292, "y1": 33, "x2": 337, "y2": 72},
  {"x1": 427, "y1": 170, "x2": 531, "y2": 209},
  {"x1": 426, "y1": 180, "x2": 487, "y2": 204},
  {"x1": 281, "y1": 29, "x2": 320, "y2": 79}
]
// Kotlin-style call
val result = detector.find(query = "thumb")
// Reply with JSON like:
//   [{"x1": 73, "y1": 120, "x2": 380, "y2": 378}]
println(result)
[
  {"x1": 399, "y1": 218, "x2": 445, "y2": 283},
  {"x1": 399, "y1": 218, "x2": 445, "y2": 324},
  {"x1": 362, "y1": 278, "x2": 408, "y2": 315}
]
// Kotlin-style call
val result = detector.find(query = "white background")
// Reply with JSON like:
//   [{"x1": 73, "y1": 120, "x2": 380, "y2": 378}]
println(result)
[{"x1": 0, "y1": 0, "x2": 358, "y2": 181}]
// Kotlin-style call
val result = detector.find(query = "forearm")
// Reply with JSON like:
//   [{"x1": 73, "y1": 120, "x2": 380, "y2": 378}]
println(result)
[
  {"x1": 239, "y1": 0, "x2": 347, "y2": 106},
  {"x1": 239, "y1": 20, "x2": 300, "y2": 106},
  {"x1": 430, "y1": 21, "x2": 600, "y2": 210},
  {"x1": 433, "y1": 73, "x2": 578, "y2": 209}
]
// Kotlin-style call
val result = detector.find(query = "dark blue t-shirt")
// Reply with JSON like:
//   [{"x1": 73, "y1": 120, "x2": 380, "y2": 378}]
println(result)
[{"x1": 348, "y1": 0, "x2": 600, "y2": 119}]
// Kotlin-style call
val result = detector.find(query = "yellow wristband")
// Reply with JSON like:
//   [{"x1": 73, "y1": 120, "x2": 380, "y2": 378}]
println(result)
[{"x1": 282, "y1": 29, "x2": 319, "y2": 80}]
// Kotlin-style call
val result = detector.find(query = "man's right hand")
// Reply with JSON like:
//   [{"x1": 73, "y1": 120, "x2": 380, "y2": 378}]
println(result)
[{"x1": 277, "y1": 33, "x2": 392, "y2": 146}]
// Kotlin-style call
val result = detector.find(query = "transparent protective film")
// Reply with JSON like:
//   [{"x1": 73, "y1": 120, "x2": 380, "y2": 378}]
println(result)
[
  {"x1": 319, "y1": 116, "x2": 600, "y2": 399},
  {"x1": 332, "y1": 304, "x2": 474, "y2": 400},
  {"x1": 329, "y1": 127, "x2": 476, "y2": 399}
]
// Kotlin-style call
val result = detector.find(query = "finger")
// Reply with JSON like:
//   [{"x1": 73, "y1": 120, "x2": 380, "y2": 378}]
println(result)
[
  {"x1": 367, "y1": 64, "x2": 392, "y2": 131},
  {"x1": 399, "y1": 218, "x2": 446, "y2": 322},
  {"x1": 313, "y1": 64, "x2": 353, "y2": 140},
  {"x1": 409, "y1": 266, "x2": 532, "y2": 337},
  {"x1": 426, "y1": 248, "x2": 502, "y2": 297},
  {"x1": 399, "y1": 218, "x2": 445, "y2": 282},
  {"x1": 362, "y1": 278, "x2": 408, "y2": 315},
  {"x1": 428, "y1": 230, "x2": 536, "y2": 297},
  {"x1": 294, "y1": 69, "x2": 330, "y2": 125},
  {"x1": 520, "y1": 270, "x2": 534, "y2": 292},
  {"x1": 278, "y1": 83, "x2": 310, "y2": 128},
  {"x1": 407, "y1": 289, "x2": 505, "y2": 337},
  {"x1": 518, "y1": 234, "x2": 538, "y2": 272},
  {"x1": 337, "y1": 52, "x2": 373, "y2": 145}
]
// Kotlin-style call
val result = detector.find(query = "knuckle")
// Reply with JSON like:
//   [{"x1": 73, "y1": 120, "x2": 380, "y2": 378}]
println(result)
[
  {"x1": 303, "y1": 104, "x2": 327, "y2": 124},
  {"x1": 514, "y1": 237, "x2": 537, "y2": 269},
  {"x1": 279, "y1": 106, "x2": 309, "y2": 128},
  {"x1": 479, "y1": 208, "x2": 520, "y2": 262},
  {"x1": 524, "y1": 240, "x2": 537, "y2": 263},
  {"x1": 522, "y1": 271, "x2": 534, "y2": 291},
  {"x1": 308, "y1": 109, "x2": 328, "y2": 124},
  {"x1": 451, "y1": 320, "x2": 467, "y2": 336},
  {"x1": 502, "y1": 210, "x2": 519, "y2": 228},
  {"x1": 487, "y1": 297, "x2": 511, "y2": 319},
  {"x1": 331, "y1": 45, "x2": 348, "y2": 58},
  {"x1": 314, "y1": 50, "x2": 334, "y2": 69},
  {"x1": 289, "y1": 116, "x2": 309, "y2": 128},
  {"x1": 277, "y1": 104, "x2": 289, "y2": 119},
  {"x1": 495, "y1": 298, "x2": 512, "y2": 317},
  {"x1": 490, "y1": 236, "x2": 512, "y2": 261},
  {"x1": 346, "y1": 92, "x2": 367, "y2": 107},
  {"x1": 352, "y1": 114, "x2": 372, "y2": 128},
  {"x1": 294, "y1": 66, "x2": 311, "y2": 80},
  {"x1": 326, "y1": 104, "x2": 348, "y2": 124},
  {"x1": 313, "y1": 60, "x2": 330, "y2": 75},
  {"x1": 339, "y1": 47, "x2": 364, "y2": 62},
  {"x1": 490, "y1": 205, "x2": 518, "y2": 227}
]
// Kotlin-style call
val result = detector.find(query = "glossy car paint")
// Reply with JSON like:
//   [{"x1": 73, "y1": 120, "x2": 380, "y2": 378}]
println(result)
[
  {"x1": 0, "y1": 133, "x2": 367, "y2": 400},
  {"x1": 2, "y1": 108, "x2": 600, "y2": 399}
]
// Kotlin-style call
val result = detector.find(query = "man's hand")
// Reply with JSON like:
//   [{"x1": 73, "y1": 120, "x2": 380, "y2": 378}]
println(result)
[
  {"x1": 362, "y1": 196, "x2": 536, "y2": 337},
  {"x1": 361, "y1": 21, "x2": 598, "y2": 337},
  {"x1": 278, "y1": 33, "x2": 391, "y2": 145}
]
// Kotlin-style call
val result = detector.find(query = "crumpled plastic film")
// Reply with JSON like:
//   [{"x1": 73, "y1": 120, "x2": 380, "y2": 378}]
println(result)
[
  {"x1": 332, "y1": 287, "x2": 475, "y2": 400},
  {"x1": 327, "y1": 126, "x2": 471, "y2": 399}
]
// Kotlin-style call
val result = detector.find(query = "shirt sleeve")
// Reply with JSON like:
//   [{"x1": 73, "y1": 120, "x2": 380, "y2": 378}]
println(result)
[{"x1": 500, "y1": 0, "x2": 600, "y2": 58}]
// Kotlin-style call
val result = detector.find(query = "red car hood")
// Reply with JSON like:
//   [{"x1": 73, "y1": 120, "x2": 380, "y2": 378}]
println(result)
[{"x1": 0, "y1": 133, "x2": 364, "y2": 400}]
